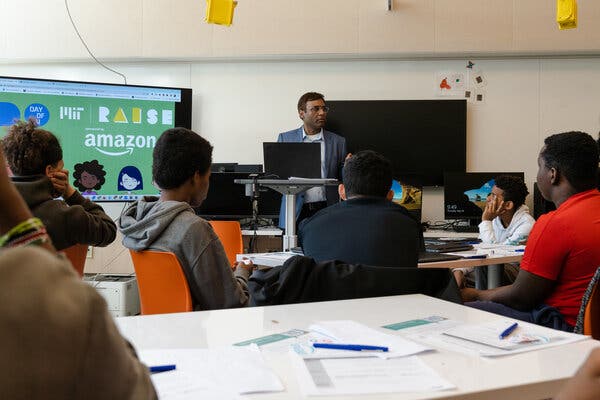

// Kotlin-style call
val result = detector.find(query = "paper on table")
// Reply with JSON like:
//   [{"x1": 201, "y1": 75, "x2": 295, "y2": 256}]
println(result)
[
  {"x1": 291, "y1": 352, "x2": 455, "y2": 396},
  {"x1": 139, "y1": 345, "x2": 284, "y2": 396},
  {"x1": 440, "y1": 319, "x2": 588, "y2": 357},
  {"x1": 474, "y1": 243, "x2": 526, "y2": 255},
  {"x1": 149, "y1": 370, "x2": 238, "y2": 400},
  {"x1": 308, "y1": 320, "x2": 431, "y2": 359},
  {"x1": 236, "y1": 251, "x2": 299, "y2": 267}
]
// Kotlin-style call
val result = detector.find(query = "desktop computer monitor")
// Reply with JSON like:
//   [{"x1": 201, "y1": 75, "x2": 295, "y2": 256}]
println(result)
[
  {"x1": 235, "y1": 164, "x2": 263, "y2": 173},
  {"x1": 211, "y1": 163, "x2": 237, "y2": 172},
  {"x1": 444, "y1": 172, "x2": 525, "y2": 225},
  {"x1": 263, "y1": 142, "x2": 321, "y2": 179},
  {"x1": 391, "y1": 179, "x2": 423, "y2": 222},
  {"x1": 195, "y1": 172, "x2": 280, "y2": 221}
]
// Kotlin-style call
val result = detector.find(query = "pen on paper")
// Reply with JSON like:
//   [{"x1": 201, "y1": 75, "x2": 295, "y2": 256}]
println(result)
[
  {"x1": 312, "y1": 343, "x2": 389, "y2": 352},
  {"x1": 499, "y1": 322, "x2": 518, "y2": 339},
  {"x1": 149, "y1": 364, "x2": 177, "y2": 373}
]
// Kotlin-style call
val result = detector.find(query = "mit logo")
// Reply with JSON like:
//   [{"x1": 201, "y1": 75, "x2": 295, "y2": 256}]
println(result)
[{"x1": 60, "y1": 106, "x2": 84, "y2": 120}]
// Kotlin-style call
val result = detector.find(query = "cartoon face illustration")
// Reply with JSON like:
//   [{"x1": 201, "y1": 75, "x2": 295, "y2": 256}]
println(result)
[
  {"x1": 73, "y1": 160, "x2": 106, "y2": 195},
  {"x1": 117, "y1": 166, "x2": 143, "y2": 191},
  {"x1": 80, "y1": 171, "x2": 99, "y2": 189},
  {"x1": 121, "y1": 173, "x2": 140, "y2": 190}
]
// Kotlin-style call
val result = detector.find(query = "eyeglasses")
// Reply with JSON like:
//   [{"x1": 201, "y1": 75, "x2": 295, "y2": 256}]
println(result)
[{"x1": 306, "y1": 106, "x2": 330, "y2": 113}]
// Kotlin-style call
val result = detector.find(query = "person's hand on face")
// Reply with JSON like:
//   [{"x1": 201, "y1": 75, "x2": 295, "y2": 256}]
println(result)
[
  {"x1": 482, "y1": 195, "x2": 505, "y2": 221},
  {"x1": 50, "y1": 169, "x2": 75, "y2": 199}
]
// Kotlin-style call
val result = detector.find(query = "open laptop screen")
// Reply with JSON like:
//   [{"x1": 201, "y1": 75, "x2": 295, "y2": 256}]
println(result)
[{"x1": 263, "y1": 142, "x2": 321, "y2": 179}]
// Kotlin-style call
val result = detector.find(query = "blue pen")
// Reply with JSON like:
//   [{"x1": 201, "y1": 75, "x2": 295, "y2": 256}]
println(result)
[
  {"x1": 149, "y1": 364, "x2": 177, "y2": 373},
  {"x1": 513, "y1": 249, "x2": 525, "y2": 253},
  {"x1": 313, "y1": 343, "x2": 389, "y2": 352},
  {"x1": 499, "y1": 322, "x2": 518, "y2": 339}
]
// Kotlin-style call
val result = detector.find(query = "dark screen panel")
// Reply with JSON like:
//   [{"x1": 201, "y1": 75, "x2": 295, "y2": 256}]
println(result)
[
  {"x1": 263, "y1": 142, "x2": 321, "y2": 179},
  {"x1": 196, "y1": 172, "x2": 281, "y2": 220},
  {"x1": 444, "y1": 172, "x2": 525, "y2": 221},
  {"x1": 326, "y1": 100, "x2": 466, "y2": 186}
]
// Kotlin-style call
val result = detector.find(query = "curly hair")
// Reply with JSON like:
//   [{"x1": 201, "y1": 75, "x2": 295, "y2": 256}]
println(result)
[
  {"x1": 1, "y1": 118, "x2": 62, "y2": 176},
  {"x1": 72, "y1": 160, "x2": 106, "y2": 191},
  {"x1": 152, "y1": 128, "x2": 213, "y2": 190},
  {"x1": 494, "y1": 175, "x2": 529, "y2": 209}
]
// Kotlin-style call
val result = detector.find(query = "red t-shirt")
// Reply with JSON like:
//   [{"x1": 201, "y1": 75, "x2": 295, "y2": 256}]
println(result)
[{"x1": 521, "y1": 189, "x2": 600, "y2": 326}]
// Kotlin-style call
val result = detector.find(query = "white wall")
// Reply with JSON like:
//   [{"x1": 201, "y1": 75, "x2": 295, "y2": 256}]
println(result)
[{"x1": 2, "y1": 56, "x2": 600, "y2": 272}]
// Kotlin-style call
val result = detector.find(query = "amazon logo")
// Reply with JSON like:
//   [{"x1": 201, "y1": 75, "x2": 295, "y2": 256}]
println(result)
[{"x1": 83, "y1": 133, "x2": 156, "y2": 156}]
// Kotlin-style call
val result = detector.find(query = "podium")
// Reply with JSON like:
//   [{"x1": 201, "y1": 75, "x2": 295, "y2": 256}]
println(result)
[{"x1": 235, "y1": 178, "x2": 338, "y2": 251}]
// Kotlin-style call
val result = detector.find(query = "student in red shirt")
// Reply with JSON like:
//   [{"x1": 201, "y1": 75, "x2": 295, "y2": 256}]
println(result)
[{"x1": 462, "y1": 131, "x2": 600, "y2": 331}]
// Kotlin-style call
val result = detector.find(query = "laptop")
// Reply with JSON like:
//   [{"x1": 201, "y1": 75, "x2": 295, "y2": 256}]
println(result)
[
  {"x1": 418, "y1": 252, "x2": 463, "y2": 263},
  {"x1": 263, "y1": 142, "x2": 321, "y2": 179},
  {"x1": 425, "y1": 243, "x2": 474, "y2": 253}
]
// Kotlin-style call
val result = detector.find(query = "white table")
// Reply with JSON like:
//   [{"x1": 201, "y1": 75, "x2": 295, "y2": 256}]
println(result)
[
  {"x1": 422, "y1": 230, "x2": 517, "y2": 289},
  {"x1": 116, "y1": 294, "x2": 598, "y2": 400}
]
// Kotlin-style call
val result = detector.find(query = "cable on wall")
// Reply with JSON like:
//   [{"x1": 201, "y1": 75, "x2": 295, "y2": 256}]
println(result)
[{"x1": 64, "y1": 0, "x2": 128, "y2": 85}]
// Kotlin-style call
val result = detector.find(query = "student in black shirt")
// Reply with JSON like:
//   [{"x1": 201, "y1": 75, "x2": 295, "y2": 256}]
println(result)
[{"x1": 298, "y1": 150, "x2": 423, "y2": 267}]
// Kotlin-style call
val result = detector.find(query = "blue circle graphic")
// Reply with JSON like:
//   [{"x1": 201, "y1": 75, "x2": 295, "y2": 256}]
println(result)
[{"x1": 24, "y1": 103, "x2": 50, "y2": 126}]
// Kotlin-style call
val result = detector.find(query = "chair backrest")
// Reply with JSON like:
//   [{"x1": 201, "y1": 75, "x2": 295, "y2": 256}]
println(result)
[
  {"x1": 575, "y1": 267, "x2": 600, "y2": 339},
  {"x1": 128, "y1": 250, "x2": 193, "y2": 315},
  {"x1": 209, "y1": 220, "x2": 243, "y2": 266},
  {"x1": 62, "y1": 244, "x2": 88, "y2": 277}
]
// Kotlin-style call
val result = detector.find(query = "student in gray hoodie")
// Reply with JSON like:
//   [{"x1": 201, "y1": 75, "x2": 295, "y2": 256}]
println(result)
[{"x1": 119, "y1": 128, "x2": 252, "y2": 311}]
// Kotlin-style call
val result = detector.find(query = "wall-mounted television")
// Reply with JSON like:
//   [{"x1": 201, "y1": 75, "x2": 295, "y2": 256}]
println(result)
[
  {"x1": 325, "y1": 100, "x2": 466, "y2": 186},
  {"x1": 444, "y1": 172, "x2": 525, "y2": 224},
  {"x1": 0, "y1": 76, "x2": 192, "y2": 201}
]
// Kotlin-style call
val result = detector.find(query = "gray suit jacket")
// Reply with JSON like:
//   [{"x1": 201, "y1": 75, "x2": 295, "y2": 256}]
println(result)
[{"x1": 277, "y1": 127, "x2": 346, "y2": 227}]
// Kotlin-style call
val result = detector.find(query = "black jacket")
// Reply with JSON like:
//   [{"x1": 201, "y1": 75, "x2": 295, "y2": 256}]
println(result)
[
  {"x1": 249, "y1": 255, "x2": 461, "y2": 306},
  {"x1": 298, "y1": 197, "x2": 424, "y2": 267}
]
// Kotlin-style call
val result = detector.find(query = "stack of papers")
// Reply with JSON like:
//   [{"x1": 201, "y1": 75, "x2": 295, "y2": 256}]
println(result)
[
  {"x1": 385, "y1": 316, "x2": 587, "y2": 357},
  {"x1": 289, "y1": 320, "x2": 454, "y2": 395},
  {"x1": 306, "y1": 320, "x2": 431, "y2": 359}
]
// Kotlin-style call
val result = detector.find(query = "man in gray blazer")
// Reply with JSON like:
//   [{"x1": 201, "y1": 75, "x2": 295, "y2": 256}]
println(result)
[{"x1": 277, "y1": 92, "x2": 347, "y2": 227}]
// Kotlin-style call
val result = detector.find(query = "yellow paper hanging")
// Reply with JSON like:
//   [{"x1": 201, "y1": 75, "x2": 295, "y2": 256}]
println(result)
[
  {"x1": 556, "y1": 0, "x2": 577, "y2": 30},
  {"x1": 206, "y1": 0, "x2": 237, "y2": 26}
]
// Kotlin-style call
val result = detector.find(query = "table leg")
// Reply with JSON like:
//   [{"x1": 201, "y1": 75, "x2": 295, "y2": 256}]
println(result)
[
  {"x1": 282, "y1": 193, "x2": 297, "y2": 251},
  {"x1": 487, "y1": 264, "x2": 504, "y2": 289}
]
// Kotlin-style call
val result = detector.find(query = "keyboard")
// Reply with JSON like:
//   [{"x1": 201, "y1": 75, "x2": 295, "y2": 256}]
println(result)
[{"x1": 453, "y1": 225, "x2": 480, "y2": 233}]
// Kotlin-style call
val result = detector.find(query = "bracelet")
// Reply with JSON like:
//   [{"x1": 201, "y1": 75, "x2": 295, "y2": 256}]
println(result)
[{"x1": 0, "y1": 217, "x2": 49, "y2": 248}]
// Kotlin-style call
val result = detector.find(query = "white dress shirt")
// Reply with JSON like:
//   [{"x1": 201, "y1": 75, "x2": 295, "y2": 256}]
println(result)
[{"x1": 302, "y1": 128, "x2": 326, "y2": 203}]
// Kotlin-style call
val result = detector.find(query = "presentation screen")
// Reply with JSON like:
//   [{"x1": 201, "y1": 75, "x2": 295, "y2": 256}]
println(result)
[
  {"x1": 0, "y1": 76, "x2": 192, "y2": 201},
  {"x1": 326, "y1": 100, "x2": 466, "y2": 186}
]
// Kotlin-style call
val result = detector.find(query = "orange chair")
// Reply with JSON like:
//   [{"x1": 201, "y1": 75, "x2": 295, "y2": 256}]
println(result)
[
  {"x1": 209, "y1": 220, "x2": 243, "y2": 266},
  {"x1": 62, "y1": 244, "x2": 88, "y2": 277},
  {"x1": 129, "y1": 250, "x2": 193, "y2": 315},
  {"x1": 575, "y1": 267, "x2": 600, "y2": 339}
]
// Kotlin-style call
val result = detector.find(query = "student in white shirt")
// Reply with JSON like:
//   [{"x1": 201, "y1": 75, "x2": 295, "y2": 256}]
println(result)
[{"x1": 454, "y1": 175, "x2": 535, "y2": 288}]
